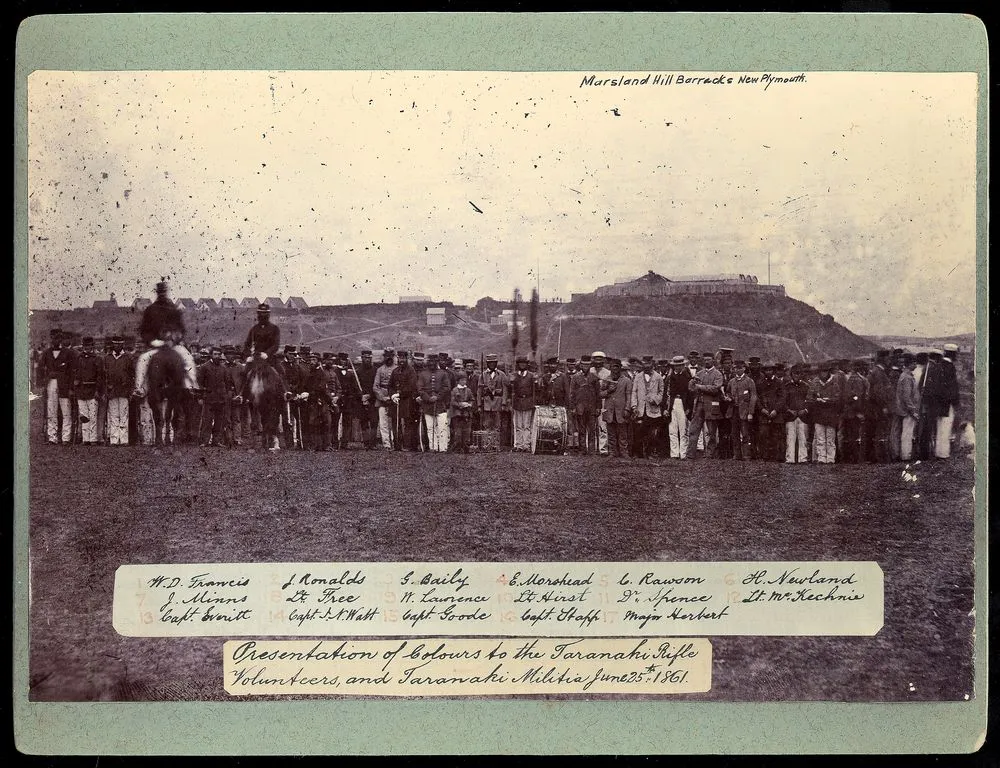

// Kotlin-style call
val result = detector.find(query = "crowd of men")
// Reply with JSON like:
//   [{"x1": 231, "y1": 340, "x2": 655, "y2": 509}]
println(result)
[
  {"x1": 32, "y1": 281, "x2": 968, "y2": 461},
  {"x1": 34, "y1": 338, "x2": 966, "y2": 464}
]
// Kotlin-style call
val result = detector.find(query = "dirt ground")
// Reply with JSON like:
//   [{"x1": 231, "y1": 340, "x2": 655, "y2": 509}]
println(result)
[{"x1": 26, "y1": 404, "x2": 976, "y2": 703}]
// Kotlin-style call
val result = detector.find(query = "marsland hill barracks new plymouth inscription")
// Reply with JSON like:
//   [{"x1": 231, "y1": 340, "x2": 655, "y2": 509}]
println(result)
[{"x1": 580, "y1": 73, "x2": 807, "y2": 90}]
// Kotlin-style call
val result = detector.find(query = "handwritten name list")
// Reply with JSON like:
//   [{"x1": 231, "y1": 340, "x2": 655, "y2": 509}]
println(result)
[
  {"x1": 223, "y1": 637, "x2": 712, "y2": 696},
  {"x1": 113, "y1": 561, "x2": 883, "y2": 638}
]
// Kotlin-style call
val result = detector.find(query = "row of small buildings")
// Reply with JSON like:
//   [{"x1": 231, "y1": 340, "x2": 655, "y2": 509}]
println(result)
[
  {"x1": 92, "y1": 295, "x2": 309, "y2": 311},
  {"x1": 580, "y1": 271, "x2": 786, "y2": 300}
]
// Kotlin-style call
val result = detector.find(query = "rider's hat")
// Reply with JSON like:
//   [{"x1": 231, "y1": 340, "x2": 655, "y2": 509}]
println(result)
[
  {"x1": 257, "y1": 302, "x2": 270, "y2": 312},
  {"x1": 284, "y1": 344, "x2": 296, "y2": 354},
  {"x1": 299, "y1": 345, "x2": 312, "y2": 355},
  {"x1": 155, "y1": 281, "x2": 169, "y2": 295}
]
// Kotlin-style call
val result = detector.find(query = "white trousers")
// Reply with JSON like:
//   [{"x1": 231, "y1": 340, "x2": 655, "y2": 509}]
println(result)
[
  {"x1": 424, "y1": 412, "x2": 449, "y2": 452},
  {"x1": 134, "y1": 342, "x2": 198, "y2": 395},
  {"x1": 138, "y1": 400, "x2": 156, "y2": 445},
  {"x1": 935, "y1": 406, "x2": 954, "y2": 459},
  {"x1": 813, "y1": 424, "x2": 837, "y2": 464},
  {"x1": 513, "y1": 409, "x2": 534, "y2": 451},
  {"x1": 378, "y1": 406, "x2": 394, "y2": 449},
  {"x1": 46, "y1": 379, "x2": 72, "y2": 443},
  {"x1": 107, "y1": 397, "x2": 130, "y2": 445},
  {"x1": 900, "y1": 416, "x2": 918, "y2": 461},
  {"x1": 785, "y1": 418, "x2": 809, "y2": 463},
  {"x1": 78, "y1": 399, "x2": 98, "y2": 443},
  {"x1": 597, "y1": 411, "x2": 608, "y2": 454},
  {"x1": 668, "y1": 398, "x2": 687, "y2": 458}
]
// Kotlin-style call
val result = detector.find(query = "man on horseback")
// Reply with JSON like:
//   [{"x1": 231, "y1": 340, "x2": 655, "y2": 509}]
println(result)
[
  {"x1": 240, "y1": 302, "x2": 284, "y2": 395},
  {"x1": 132, "y1": 280, "x2": 198, "y2": 398}
]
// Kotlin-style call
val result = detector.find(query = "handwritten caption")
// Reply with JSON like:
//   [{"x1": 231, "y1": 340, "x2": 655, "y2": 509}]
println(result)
[
  {"x1": 223, "y1": 637, "x2": 711, "y2": 696},
  {"x1": 579, "y1": 73, "x2": 807, "y2": 90},
  {"x1": 113, "y1": 561, "x2": 883, "y2": 637}
]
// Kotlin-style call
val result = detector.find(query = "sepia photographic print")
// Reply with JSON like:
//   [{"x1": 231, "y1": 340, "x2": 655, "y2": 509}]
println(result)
[{"x1": 14, "y1": 13, "x2": 987, "y2": 756}]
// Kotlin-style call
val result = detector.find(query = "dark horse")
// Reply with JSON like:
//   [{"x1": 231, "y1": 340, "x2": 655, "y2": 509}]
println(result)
[
  {"x1": 146, "y1": 346, "x2": 187, "y2": 446},
  {"x1": 245, "y1": 361, "x2": 285, "y2": 451}
]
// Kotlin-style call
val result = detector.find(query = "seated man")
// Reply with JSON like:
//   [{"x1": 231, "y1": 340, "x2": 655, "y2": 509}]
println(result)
[{"x1": 132, "y1": 281, "x2": 197, "y2": 397}]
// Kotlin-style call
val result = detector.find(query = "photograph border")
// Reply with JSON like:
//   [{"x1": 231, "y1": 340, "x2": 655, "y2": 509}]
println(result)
[{"x1": 13, "y1": 11, "x2": 989, "y2": 755}]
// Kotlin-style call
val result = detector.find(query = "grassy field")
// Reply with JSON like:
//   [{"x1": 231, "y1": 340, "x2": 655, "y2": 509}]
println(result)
[{"x1": 26, "y1": 404, "x2": 976, "y2": 703}]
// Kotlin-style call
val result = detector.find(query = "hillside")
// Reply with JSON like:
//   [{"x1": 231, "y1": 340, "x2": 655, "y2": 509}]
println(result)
[
  {"x1": 28, "y1": 291, "x2": 876, "y2": 364},
  {"x1": 556, "y1": 293, "x2": 878, "y2": 362}
]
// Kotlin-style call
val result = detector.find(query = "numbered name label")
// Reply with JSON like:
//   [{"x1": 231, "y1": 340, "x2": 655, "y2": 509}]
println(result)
[
  {"x1": 223, "y1": 637, "x2": 712, "y2": 696},
  {"x1": 113, "y1": 561, "x2": 884, "y2": 638}
]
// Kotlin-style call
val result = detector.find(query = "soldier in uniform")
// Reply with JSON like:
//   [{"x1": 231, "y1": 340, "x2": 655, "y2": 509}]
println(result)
[
  {"x1": 335, "y1": 352, "x2": 360, "y2": 448},
  {"x1": 389, "y1": 350, "x2": 418, "y2": 450},
  {"x1": 72, "y1": 337, "x2": 104, "y2": 445},
  {"x1": 410, "y1": 353, "x2": 431, "y2": 451},
  {"x1": 725, "y1": 360, "x2": 757, "y2": 460},
  {"x1": 865, "y1": 350, "x2": 894, "y2": 463},
  {"x1": 197, "y1": 346, "x2": 235, "y2": 447},
  {"x1": 756, "y1": 363, "x2": 786, "y2": 461},
  {"x1": 562, "y1": 358, "x2": 580, "y2": 452},
  {"x1": 841, "y1": 359, "x2": 870, "y2": 462},
  {"x1": 510, "y1": 355, "x2": 537, "y2": 451},
  {"x1": 103, "y1": 336, "x2": 133, "y2": 445},
  {"x1": 783, "y1": 363, "x2": 811, "y2": 463},
  {"x1": 570, "y1": 356, "x2": 598, "y2": 455},
  {"x1": 373, "y1": 348, "x2": 397, "y2": 451},
  {"x1": 895, "y1": 353, "x2": 921, "y2": 461},
  {"x1": 356, "y1": 350, "x2": 378, "y2": 449},
  {"x1": 418, "y1": 352, "x2": 452, "y2": 452},
  {"x1": 300, "y1": 351, "x2": 338, "y2": 451},
  {"x1": 808, "y1": 361, "x2": 844, "y2": 464},
  {"x1": 936, "y1": 344, "x2": 962, "y2": 458},
  {"x1": 716, "y1": 350, "x2": 735, "y2": 459},
  {"x1": 687, "y1": 352, "x2": 725, "y2": 458},
  {"x1": 224, "y1": 346, "x2": 247, "y2": 446},
  {"x1": 464, "y1": 358, "x2": 481, "y2": 433},
  {"x1": 133, "y1": 281, "x2": 198, "y2": 399},
  {"x1": 590, "y1": 352, "x2": 611, "y2": 456},
  {"x1": 917, "y1": 350, "x2": 948, "y2": 460},
  {"x1": 478, "y1": 354, "x2": 509, "y2": 433},
  {"x1": 41, "y1": 329, "x2": 75, "y2": 444},
  {"x1": 449, "y1": 373, "x2": 476, "y2": 453}
]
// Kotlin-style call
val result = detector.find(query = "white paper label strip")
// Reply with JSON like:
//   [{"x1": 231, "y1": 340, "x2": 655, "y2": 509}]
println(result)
[{"x1": 113, "y1": 561, "x2": 884, "y2": 637}]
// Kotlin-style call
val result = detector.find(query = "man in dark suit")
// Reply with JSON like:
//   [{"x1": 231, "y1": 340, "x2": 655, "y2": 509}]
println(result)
[
  {"x1": 602, "y1": 358, "x2": 632, "y2": 457},
  {"x1": 510, "y1": 355, "x2": 537, "y2": 451}
]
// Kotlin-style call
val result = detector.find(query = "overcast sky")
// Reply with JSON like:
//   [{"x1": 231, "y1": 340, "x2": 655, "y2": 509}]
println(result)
[{"x1": 27, "y1": 70, "x2": 977, "y2": 336}]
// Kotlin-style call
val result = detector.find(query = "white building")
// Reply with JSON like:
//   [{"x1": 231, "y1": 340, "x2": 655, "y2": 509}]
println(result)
[{"x1": 426, "y1": 307, "x2": 447, "y2": 326}]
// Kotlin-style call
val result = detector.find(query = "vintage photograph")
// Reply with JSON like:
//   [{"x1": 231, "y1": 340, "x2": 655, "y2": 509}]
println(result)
[{"x1": 25, "y1": 69, "x2": 977, "y2": 703}]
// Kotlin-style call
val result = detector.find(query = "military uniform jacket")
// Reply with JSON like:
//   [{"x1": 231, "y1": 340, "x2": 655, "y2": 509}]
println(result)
[
  {"x1": 629, "y1": 371, "x2": 665, "y2": 418},
  {"x1": 72, "y1": 353, "x2": 104, "y2": 400},
  {"x1": 603, "y1": 375, "x2": 632, "y2": 423},
  {"x1": 570, "y1": 370, "x2": 599, "y2": 414},
  {"x1": 782, "y1": 378, "x2": 810, "y2": 422},
  {"x1": 510, "y1": 370, "x2": 537, "y2": 411},
  {"x1": 757, "y1": 377, "x2": 784, "y2": 421},
  {"x1": 918, "y1": 360, "x2": 950, "y2": 418},
  {"x1": 542, "y1": 372, "x2": 571, "y2": 407},
  {"x1": 389, "y1": 364, "x2": 418, "y2": 399},
  {"x1": 866, "y1": 365, "x2": 893, "y2": 416},
  {"x1": 242, "y1": 322, "x2": 280, "y2": 359},
  {"x1": 726, "y1": 375, "x2": 758, "y2": 420},
  {"x1": 140, "y1": 297, "x2": 185, "y2": 344},
  {"x1": 357, "y1": 363, "x2": 377, "y2": 408},
  {"x1": 227, "y1": 362, "x2": 245, "y2": 396},
  {"x1": 807, "y1": 375, "x2": 844, "y2": 426},
  {"x1": 417, "y1": 368, "x2": 452, "y2": 415},
  {"x1": 198, "y1": 361, "x2": 234, "y2": 403},
  {"x1": 303, "y1": 367, "x2": 336, "y2": 407},
  {"x1": 338, "y1": 367, "x2": 361, "y2": 405},
  {"x1": 478, "y1": 368, "x2": 509, "y2": 411},
  {"x1": 42, "y1": 348, "x2": 77, "y2": 396},
  {"x1": 942, "y1": 359, "x2": 960, "y2": 411},
  {"x1": 842, "y1": 373, "x2": 869, "y2": 418},
  {"x1": 104, "y1": 351, "x2": 134, "y2": 398},
  {"x1": 373, "y1": 363, "x2": 396, "y2": 405},
  {"x1": 691, "y1": 366, "x2": 725, "y2": 419}
]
